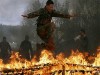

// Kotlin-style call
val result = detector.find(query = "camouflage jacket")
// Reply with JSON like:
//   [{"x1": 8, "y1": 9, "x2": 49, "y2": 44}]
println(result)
[
  {"x1": 27, "y1": 8, "x2": 70, "y2": 26},
  {"x1": 20, "y1": 40, "x2": 33, "y2": 53},
  {"x1": 0, "y1": 41, "x2": 11, "y2": 53}
]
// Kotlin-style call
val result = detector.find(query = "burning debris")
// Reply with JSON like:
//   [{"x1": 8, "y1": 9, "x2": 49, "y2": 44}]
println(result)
[{"x1": 0, "y1": 49, "x2": 100, "y2": 75}]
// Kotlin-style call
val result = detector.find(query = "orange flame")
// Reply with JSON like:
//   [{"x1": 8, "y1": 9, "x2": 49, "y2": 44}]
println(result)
[{"x1": 0, "y1": 48, "x2": 99, "y2": 75}]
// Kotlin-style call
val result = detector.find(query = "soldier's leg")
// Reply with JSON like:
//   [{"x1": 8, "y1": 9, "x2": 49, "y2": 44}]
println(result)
[
  {"x1": 45, "y1": 36, "x2": 55, "y2": 51},
  {"x1": 45, "y1": 23, "x2": 55, "y2": 51},
  {"x1": 1, "y1": 53, "x2": 9, "y2": 64},
  {"x1": 35, "y1": 43, "x2": 45, "y2": 60},
  {"x1": 37, "y1": 23, "x2": 55, "y2": 51}
]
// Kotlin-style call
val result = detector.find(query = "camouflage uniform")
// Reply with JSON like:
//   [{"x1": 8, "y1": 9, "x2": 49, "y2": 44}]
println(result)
[
  {"x1": 79, "y1": 36, "x2": 88, "y2": 52},
  {"x1": 20, "y1": 40, "x2": 33, "y2": 60},
  {"x1": 76, "y1": 35, "x2": 88, "y2": 52},
  {"x1": 0, "y1": 41, "x2": 11, "y2": 63},
  {"x1": 27, "y1": 8, "x2": 70, "y2": 51}
]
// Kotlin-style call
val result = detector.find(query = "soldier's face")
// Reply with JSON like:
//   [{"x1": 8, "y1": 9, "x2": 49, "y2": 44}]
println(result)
[
  {"x1": 3, "y1": 38, "x2": 6, "y2": 42},
  {"x1": 80, "y1": 32, "x2": 85, "y2": 36},
  {"x1": 46, "y1": 4, "x2": 54, "y2": 12}
]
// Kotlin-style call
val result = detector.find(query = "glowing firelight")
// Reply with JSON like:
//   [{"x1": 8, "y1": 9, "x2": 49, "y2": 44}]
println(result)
[{"x1": 0, "y1": 48, "x2": 100, "y2": 75}]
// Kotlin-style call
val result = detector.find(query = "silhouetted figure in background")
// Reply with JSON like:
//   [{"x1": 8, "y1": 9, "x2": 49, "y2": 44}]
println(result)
[
  {"x1": 19, "y1": 35, "x2": 33, "y2": 60},
  {"x1": 22, "y1": 0, "x2": 75, "y2": 51},
  {"x1": 74, "y1": 29, "x2": 88, "y2": 52},
  {"x1": 0, "y1": 37, "x2": 12, "y2": 63}
]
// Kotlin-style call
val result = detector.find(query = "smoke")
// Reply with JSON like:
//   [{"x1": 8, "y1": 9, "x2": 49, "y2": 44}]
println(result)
[
  {"x1": 0, "y1": 0, "x2": 99, "y2": 53},
  {"x1": 0, "y1": 0, "x2": 31, "y2": 25},
  {"x1": 0, "y1": 0, "x2": 76, "y2": 25}
]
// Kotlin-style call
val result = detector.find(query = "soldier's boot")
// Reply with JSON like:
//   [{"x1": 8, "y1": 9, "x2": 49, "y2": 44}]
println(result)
[
  {"x1": 36, "y1": 43, "x2": 41, "y2": 60},
  {"x1": 44, "y1": 37, "x2": 55, "y2": 56}
]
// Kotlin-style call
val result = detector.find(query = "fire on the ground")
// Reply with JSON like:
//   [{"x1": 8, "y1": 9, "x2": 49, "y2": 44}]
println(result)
[{"x1": 0, "y1": 47, "x2": 100, "y2": 75}]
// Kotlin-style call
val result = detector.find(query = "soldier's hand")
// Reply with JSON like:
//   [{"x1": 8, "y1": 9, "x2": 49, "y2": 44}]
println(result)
[
  {"x1": 68, "y1": 14, "x2": 78, "y2": 20},
  {"x1": 21, "y1": 15, "x2": 29, "y2": 18},
  {"x1": 66, "y1": 14, "x2": 77, "y2": 19},
  {"x1": 70, "y1": 14, "x2": 77, "y2": 17}
]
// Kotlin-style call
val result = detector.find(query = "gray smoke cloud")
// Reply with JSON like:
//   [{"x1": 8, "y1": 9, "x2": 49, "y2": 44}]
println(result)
[
  {"x1": 0, "y1": 0, "x2": 69, "y2": 25},
  {"x1": 0, "y1": 0, "x2": 31, "y2": 25}
]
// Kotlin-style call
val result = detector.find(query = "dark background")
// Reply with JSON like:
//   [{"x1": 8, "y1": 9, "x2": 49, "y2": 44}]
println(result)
[{"x1": 0, "y1": 0, "x2": 100, "y2": 55}]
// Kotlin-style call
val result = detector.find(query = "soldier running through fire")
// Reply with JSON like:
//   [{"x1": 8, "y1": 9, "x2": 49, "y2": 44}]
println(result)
[
  {"x1": 22, "y1": 0, "x2": 75, "y2": 51},
  {"x1": 19, "y1": 35, "x2": 33, "y2": 60},
  {"x1": 0, "y1": 37, "x2": 12, "y2": 63}
]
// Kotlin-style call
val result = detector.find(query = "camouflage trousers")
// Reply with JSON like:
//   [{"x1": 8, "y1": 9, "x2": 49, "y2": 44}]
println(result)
[{"x1": 37, "y1": 22, "x2": 55, "y2": 51}]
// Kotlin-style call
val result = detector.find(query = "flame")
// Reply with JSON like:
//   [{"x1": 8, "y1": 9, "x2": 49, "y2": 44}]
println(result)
[
  {"x1": 93, "y1": 47, "x2": 100, "y2": 66},
  {"x1": 65, "y1": 50, "x2": 88, "y2": 65},
  {"x1": 0, "y1": 48, "x2": 99, "y2": 75},
  {"x1": 38, "y1": 50, "x2": 55, "y2": 64}
]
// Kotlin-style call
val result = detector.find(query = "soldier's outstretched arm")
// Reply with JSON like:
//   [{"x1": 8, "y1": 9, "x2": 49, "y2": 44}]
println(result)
[
  {"x1": 52, "y1": 10, "x2": 76, "y2": 19},
  {"x1": 22, "y1": 10, "x2": 40, "y2": 18}
]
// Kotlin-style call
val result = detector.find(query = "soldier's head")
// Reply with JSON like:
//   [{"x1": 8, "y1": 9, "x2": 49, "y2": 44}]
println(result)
[
  {"x1": 3, "y1": 36, "x2": 6, "y2": 42},
  {"x1": 46, "y1": 0, "x2": 54, "y2": 13},
  {"x1": 80, "y1": 29, "x2": 86, "y2": 36},
  {"x1": 25, "y1": 35, "x2": 29, "y2": 41}
]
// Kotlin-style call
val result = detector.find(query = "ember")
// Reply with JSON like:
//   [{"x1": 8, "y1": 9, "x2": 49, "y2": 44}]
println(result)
[{"x1": 0, "y1": 49, "x2": 100, "y2": 75}]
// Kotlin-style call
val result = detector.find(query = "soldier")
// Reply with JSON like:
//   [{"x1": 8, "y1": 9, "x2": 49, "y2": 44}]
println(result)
[
  {"x1": 0, "y1": 37, "x2": 12, "y2": 63},
  {"x1": 74, "y1": 29, "x2": 88, "y2": 52},
  {"x1": 22, "y1": 0, "x2": 75, "y2": 51},
  {"x1": 19, "y1": 35, "x2": 33, "y2": 60}
]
